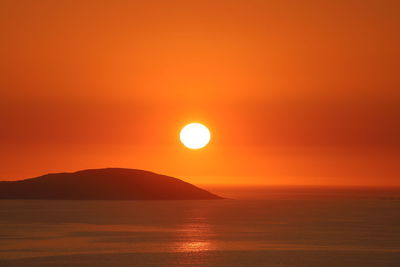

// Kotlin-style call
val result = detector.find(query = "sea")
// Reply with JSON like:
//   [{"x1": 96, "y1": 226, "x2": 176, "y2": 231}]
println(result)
[{"x1": 0, "y1": 186, "x2": 399, "y2": 266}]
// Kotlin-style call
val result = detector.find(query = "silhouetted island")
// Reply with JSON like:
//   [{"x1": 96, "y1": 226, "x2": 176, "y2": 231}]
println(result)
[{"x1": 0, "y1": 168, "x2": 222, "y2": 200}]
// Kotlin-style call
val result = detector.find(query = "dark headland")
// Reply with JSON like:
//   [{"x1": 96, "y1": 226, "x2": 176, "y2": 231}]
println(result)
[{"x1": 0, "y1": 168, "x2": 222, "y2": 200}]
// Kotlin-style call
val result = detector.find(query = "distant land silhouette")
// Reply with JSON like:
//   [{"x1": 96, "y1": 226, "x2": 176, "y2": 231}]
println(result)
[{"x1": 0, "y1": 168, "x2": 222, "y2": 200}]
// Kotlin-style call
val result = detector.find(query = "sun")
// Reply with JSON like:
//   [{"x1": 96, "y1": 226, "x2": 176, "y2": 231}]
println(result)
[{"x1": 180, "y1": 123, "x2": 211, "y2": 149}]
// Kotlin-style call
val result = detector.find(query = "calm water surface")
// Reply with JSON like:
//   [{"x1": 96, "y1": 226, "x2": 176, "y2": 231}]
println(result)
[{"x1": 0, "y1": 186, "x2": 399, "y2": 266}]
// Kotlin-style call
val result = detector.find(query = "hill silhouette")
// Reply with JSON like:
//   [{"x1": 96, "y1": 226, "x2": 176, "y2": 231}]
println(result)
[{"x1": 0, "y1": 168, "x2": 222, "y2": 200}]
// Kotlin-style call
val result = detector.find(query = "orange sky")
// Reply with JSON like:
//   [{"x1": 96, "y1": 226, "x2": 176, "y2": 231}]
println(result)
[{"x1": 1, "y1": 0, "x2": 399, "y2": 185}]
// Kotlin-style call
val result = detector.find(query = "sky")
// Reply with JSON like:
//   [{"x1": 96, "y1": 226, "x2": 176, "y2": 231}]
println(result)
[{"x1": 1, "y1": 0, "x2": 399, "y2": 185}]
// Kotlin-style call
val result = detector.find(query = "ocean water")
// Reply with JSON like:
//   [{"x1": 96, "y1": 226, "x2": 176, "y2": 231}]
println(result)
[{"x1": 0, "y1": 186, "x2": 399, "y2": 266}]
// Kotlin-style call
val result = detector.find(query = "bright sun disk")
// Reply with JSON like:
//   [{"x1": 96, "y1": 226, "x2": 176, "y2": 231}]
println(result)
[{"x1": 180, "y1": 123, "x2": 211, "y2": 149}]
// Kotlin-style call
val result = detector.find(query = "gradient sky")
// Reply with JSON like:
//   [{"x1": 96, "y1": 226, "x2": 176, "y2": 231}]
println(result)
[{"x1": 1, "y1": 0, "x2": 399, "y2": 185}]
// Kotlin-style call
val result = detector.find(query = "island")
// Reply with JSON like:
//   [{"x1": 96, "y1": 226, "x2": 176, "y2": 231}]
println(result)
[{"x1": 0, "y1": 168, "x2": 222, "y2": 200}]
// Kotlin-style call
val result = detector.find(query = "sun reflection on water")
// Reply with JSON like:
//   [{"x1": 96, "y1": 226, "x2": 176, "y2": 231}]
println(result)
[{"x1": 173, "y1": 208, "x2": 217, "y2": 253}]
